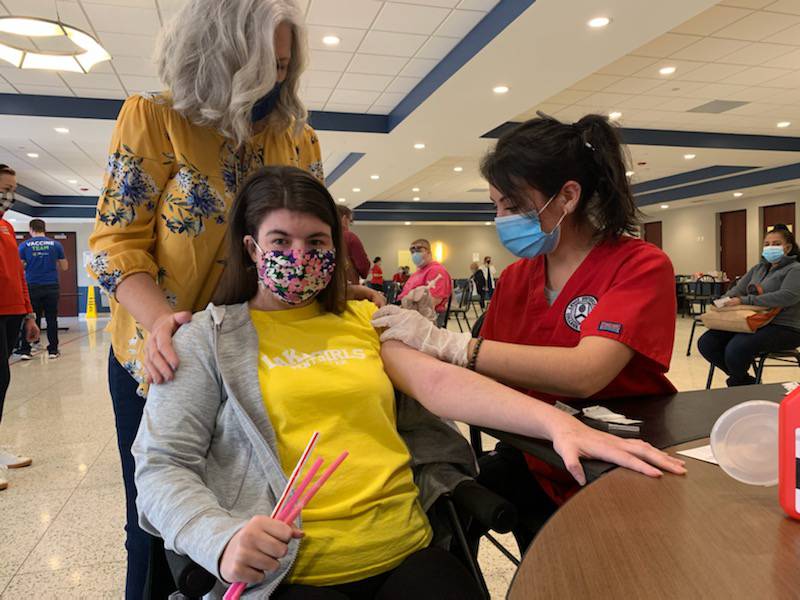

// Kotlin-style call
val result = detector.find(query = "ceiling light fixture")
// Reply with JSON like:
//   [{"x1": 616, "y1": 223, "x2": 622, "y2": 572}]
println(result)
[
  {"x1": 493, "y1": 85, "x2": 509, "y2": 94},
  {"x1": 625, "y1": 170, "x2": 634, "y2": 177},
  {"x1": 484, "y1": 222, "x2": 492, "y2": 226},
  {"x1": 453, "y1": 166, "x2": 463, "y2": 172},
  {"x1": 777, "y1": 121, "x2": 791, "y2": 128},
  {"x1": 588, "y1": 17, "x2": 610, "y2": 28},
  {"x1": 322, "y1": 35, "x2": 340, "y2": 47},
  {"x1": 337, "y1": 198, "x2": 346, "y2": 203},
  {"x1": 413, "y1": 197, "x2": 420, "y2": 201},
  {"x1": 26, "y1": 152, "x2": 38, "y2": 158},
  {"x1": 660, "y1": 204, "x2": 669, "y2": 209},
  {"x1": 684, "y1": 153, "x2": 696, "y2": 160},
  {"x1": 659, "y1": 66, "x2": 676, "y2": 76},
  {"x1": 68, "y1": 179, "x2": 77, "y2": 184},
  {"x1": 370, "y1": 174, "x2": 380, "y2": 180},
  {"x1": 414, "y1": 143, "x2": 425, "y2": 149},
  {"x1": 412, "y1": 187, "x2": 420, "y2": 192},
  {"x1": 0, "y1": 17, "x2": 110, "y2": 73},
  {"x1": 54, "y1": 127, "x2": 69, "y2": 134},
  {"x1": 733, "y1": 192, "x2": 743, "y2": 197},
  {"x1": 404, "y1": 221, "x2": 412, "y2": 226},
  {"x1": 352, "y1": 187, "x2": 361, "y2": 192},
  {"x1": 609, "y1": 111, "x2": 622, "y2": 120}
]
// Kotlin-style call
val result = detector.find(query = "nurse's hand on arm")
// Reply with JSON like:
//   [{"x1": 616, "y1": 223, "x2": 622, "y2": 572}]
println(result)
[
  {"x1": 219, "y1": 516, "x2": 303, "y2": 584},
  {"x1": 380, "y1": 341, "x2": 685, "y2": 485},
  {"x1": 373, "y1": 306, "x2": 633, "y2": 398},
  {"x1": 115, "y1": 273, "x2": 192, "y2": 384}
]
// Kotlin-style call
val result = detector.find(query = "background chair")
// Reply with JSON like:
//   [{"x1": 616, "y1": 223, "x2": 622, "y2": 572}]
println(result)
[
  {"x1": 705, "y1": 349, "x2": 800, "y2": 389},
  {"x1": 448, "y1": 279, "x2": 473, "y2": 333},
  {"x1": 384, "y1": 281, "x2": 401, "y2": 305},
  {"x1": 686, "y1": 274, "x2": 718, "y2": 356}
]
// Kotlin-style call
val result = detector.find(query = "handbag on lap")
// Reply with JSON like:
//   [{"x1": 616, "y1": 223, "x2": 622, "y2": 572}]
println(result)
[{"x1": 700, "y1": 284, "x2": 780, "y2": 333}]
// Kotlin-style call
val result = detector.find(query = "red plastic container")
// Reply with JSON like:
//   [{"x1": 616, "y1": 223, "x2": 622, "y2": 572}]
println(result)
[{"x1": 779, "y1": 387, "x2": 800, "y2": 519}]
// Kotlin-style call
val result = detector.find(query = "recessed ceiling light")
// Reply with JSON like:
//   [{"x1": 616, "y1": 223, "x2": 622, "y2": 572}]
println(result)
[
  {"x1": 659, "y1": 66, "x2": 676, "y2": 76},
  {"x1": 609, "y1": 111, "x2": 622, "y2": 120},
  {"x1": 404, "y1": 221, "x2": 412, "y2": 226},
  {"x1": 493, "y1": 85, "x2": 509, "y2": 94},
  {"x1": 67, "y1": 179, "x2": 77, "y2": 184},
  {"x1": 413, "y1": 197, "x2": 420, "y2": 201},
  {"x1": 322, "y1": 35, "x2": 340, "y2": 47},
  {"x1": 660, "y1": 204, "x2": 670, "y2": 209},
  {"x1": 412, "y1": 187, "x2": 420, "y2": 192},
  {"x1": 54, "y1": 127, "x2": 69, "y2": 134},
  {"x1": 588, "y1": 16, "x2": 610, "y2": 28},
  {"x1": 625, "y1": 170, "x2": 635, "y2": 177},
  {"x1": 777, "y1": 121, "x2": 791, "y2": 128},
  {"x1": 370, "y1": 174, "x2": 380, "y2": 180},
  {"x1": 733, "y1": 192, "x2": 743, "y2": 197},
  {"x1": 337, "y1": 198, "x2": 346, "y2": 203},
  {"x1": 484, "y1": 222, "x2": 492, "y2": 226},
  {"x1": 26, "y1": 152, "x2": 38, "y2": 158},
  {"x1": 453, "y1": 166, "x2": 463, "y2": 172},
  {"x1": 683, "y1": 153, "x2": 696, "y2": 160},
  {"x1": 352, "y1": 187, "x2": 361, "y2": 192},
  {"x1": 414, "y1": 143, "x2": 425, "y2": 149}
]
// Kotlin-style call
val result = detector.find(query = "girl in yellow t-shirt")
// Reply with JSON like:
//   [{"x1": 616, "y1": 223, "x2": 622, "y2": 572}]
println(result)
[{"x1": 134, "y1": 166, "x2": 685, "y2": 599}]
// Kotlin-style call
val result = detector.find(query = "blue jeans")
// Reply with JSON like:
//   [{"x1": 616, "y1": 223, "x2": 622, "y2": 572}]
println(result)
[
  {"x1": 108, "y1": 348, "x2": 154, "y2": 600},
  {"x1": 698, "y1": 324, "x2": 800, "y2": 386}
]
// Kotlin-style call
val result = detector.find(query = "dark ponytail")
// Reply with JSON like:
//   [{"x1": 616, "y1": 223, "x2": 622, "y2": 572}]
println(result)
[{"x1": 480, "y1": 113, "x2": 639, "y2": 241}]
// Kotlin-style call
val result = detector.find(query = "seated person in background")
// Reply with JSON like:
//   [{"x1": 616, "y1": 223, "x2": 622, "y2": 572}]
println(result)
[
  {"x1": 699, "y1": 226, "x2": 800, "y2": 387},
  {"x1": 397, "y1": 239, "x2": 452, "y2": 320},
  {"x1": 368, "y1": 256, "x2": 384, "y2": 292},
  {"x1": 392, "y1": 265, "x2": 410, "y2": 285},
  {"x1": 133, "y1": 166, "x2": 683, "y2": 599},
  {"x1": 470, "y1": 262, "x2": 487, "y2": 310}
]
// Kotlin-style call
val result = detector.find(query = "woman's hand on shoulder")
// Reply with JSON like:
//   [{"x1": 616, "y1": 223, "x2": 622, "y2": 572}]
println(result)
[
  {"x1": 548, "y1": 414, "x2": 686, "y2": 485},
  {"x1": 144, "y1": 310, "x2": 193, "y2": 384},
  {"x1": 220, "y1": 516, "x2": 303, "y2": 584}
]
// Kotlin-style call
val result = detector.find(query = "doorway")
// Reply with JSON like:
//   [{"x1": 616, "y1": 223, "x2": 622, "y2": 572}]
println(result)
[
  {"x1": 16, "y1": 231, "x2": 79, "y2": 317},
  {"x1": 644, "y1": 221, "x2": 663, "y2": 249},
  {"x1": 719, "y1": 210, "x2": 747, "y2": 280},
  {"x1": 762, "y1": 202, "x2": 795, "y2": 234}
]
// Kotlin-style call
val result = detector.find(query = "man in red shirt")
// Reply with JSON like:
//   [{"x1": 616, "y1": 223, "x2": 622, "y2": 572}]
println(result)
[
  {"x1": 0, "y1": 164, "x2": 38, "y2": 490},
  {"x1": 337, "y1": 205, "x2": 369, "y2": 285},
  {"x1": 398, "y1": 239, "x2": 453, "y2": 319}
]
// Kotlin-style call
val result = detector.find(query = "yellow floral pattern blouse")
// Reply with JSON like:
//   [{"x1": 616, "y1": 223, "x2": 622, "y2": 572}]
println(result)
[{"x1": 88, "y1": 93, "x2": 324, "y2": 396}]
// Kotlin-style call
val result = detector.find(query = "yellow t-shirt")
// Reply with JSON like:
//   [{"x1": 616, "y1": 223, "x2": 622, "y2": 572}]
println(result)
[{"x1": 250, "y1": 300, "x2": 432, "y2": 585}]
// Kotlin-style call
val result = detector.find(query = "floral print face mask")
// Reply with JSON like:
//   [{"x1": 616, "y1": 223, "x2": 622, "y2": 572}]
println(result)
[{"x1": 252, "y1": 241, "x2": 336, "y2": 305}]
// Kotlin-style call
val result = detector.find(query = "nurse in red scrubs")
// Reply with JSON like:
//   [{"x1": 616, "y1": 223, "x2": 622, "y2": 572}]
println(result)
[{"x1": 373, "y1": 113, "x2": 677, "y2": 545}]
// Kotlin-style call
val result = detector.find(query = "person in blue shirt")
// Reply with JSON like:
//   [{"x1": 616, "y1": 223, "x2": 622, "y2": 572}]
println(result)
[{"x1": 18, "y1": 219, "x2": 68, "y2": 358}]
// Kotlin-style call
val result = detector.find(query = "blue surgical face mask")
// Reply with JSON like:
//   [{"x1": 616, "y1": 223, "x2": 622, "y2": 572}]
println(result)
[
  {"x1": 762, "y1": 245, "x2": 785, "y2": 263},
  {"x1": 251, "y1": 82, "x2": 282, "y2": 122},
  {"x1": 495, "y1": 194, "x2": 566, "y2": 258},
  {"x1": 411, "y1": 251, "x2": 425, "y2": 267}
]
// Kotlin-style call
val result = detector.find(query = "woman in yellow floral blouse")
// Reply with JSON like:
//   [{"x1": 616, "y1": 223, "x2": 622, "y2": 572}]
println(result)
[{"x1": 86, "y1": 1, "x2": 344, "y2": 597}]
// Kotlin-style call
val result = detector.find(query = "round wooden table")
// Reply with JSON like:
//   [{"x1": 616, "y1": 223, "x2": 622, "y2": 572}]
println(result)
[{"x1": 508, "y1": 440, "x2": 800, "y2": 599}]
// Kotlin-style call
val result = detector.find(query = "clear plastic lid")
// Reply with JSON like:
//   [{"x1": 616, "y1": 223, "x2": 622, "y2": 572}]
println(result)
[{"x1": 710, "y1": 400, "x2": 779, "y2": 486}]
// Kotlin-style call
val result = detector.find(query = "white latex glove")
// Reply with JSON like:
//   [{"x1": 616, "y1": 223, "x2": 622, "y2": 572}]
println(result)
[
  {"x1": 372, "y1": 305, "x2": 471, "y2": 366},
  {"x1": 400, "y1": 285, "x2": 438, "y2": 321}
]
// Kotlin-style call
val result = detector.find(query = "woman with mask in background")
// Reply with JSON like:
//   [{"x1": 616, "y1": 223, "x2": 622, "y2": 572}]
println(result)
[
  {"x1": 373, "y1": 114, "x2": 679, "y2": 549},
  {"x1": 87, "y1": 1, "x2": 375, "y2": 596},
  {"x1": 699, "y1": 226, "x2": 800, "y2": 387}
]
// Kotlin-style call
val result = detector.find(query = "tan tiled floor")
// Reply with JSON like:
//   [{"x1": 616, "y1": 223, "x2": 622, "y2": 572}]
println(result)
[{"x1": 0, "y1": 316, "x2": 795, "y2": 599}]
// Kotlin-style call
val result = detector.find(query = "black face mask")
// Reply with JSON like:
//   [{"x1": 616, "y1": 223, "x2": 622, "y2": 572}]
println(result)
[
  {"x1": 0, "y1": 192, "x2": 15, "y2": 216},
  {"x1": 251, "y1": 82, "x2": 282, "y2": 122}
]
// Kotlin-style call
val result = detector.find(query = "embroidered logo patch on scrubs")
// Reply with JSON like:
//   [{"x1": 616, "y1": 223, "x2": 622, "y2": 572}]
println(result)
[
  {"x1": 598, "y1": 321, "x2": 623, "y2": 335},
  {"x1": 564, "y1": 295, "x2": 598, "y2": 332}
]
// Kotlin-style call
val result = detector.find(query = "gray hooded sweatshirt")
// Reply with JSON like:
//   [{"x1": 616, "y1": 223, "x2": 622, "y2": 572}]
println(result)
[
  {"x1": 725, "y1": 254, "x2": 800, "y2": 331},
  {"x1": 132, "y1": 302, "x2": 476, "y2": 599}
]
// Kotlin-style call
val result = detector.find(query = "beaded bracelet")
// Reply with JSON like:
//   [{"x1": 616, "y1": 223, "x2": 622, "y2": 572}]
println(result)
[{"x1": 467, "y1": 336, "x2": 484, "y2": 371}]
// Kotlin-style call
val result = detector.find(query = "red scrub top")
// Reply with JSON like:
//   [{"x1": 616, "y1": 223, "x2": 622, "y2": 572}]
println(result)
[{"x1": 481, "y1": 236, "x2": 677, "y2": 503}]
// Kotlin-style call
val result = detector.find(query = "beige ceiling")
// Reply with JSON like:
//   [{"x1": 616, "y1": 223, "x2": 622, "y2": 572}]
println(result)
[{"x1": 516, "y1": 0, "x2": 800, "y2": 136}]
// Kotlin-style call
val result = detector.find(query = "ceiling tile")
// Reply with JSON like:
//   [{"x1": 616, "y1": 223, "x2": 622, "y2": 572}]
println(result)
[
  {"x1": 111, "y1": 56, "x2": 159, "y2": 77},
  {"x1": 416, "y1": 36, "x2": 460, "y2": 60},
  {"x1": 328, "y1": 88, "x2": 380, "y2": 105},
  {"x1": 672, "y1": 6, "x2": 753, "y2": 36},
  {"x1": 376, "y1": 91, "x2": 406, "y2": 106},
  {"x1": 632, "y1": 33, "x2": 702, "y2": 58},
  {"x1": 617, "y1": 95, "x2": 674, "y2": 109},
  {"x1": 305, "y1": 99, "x2": 326, "y2": 110},
  {"x1": 769, "y1": 22, "x2": 800, "y2": 43},
  {"x1": 762, "y1": 70, "x2": 800, "y2": 87},
  {"x1": 436, "y1": 9, "x2": 485, "y2": 38},
  {"x1": 765, "y1": 47, "x2": 800, "y2": 67},
  {"x1": 723, "y1": 65, "x2": 791, "y2": 84},
  {"x1": 90, "y1": 0, "x2": 158, "y2": 6},
  {"x1": 307, "y1": 0, "x2": 383, "y2": 29},
  {"x1": 602, "y1": 77, "x2": 665, "y2": 94},
  {"x1": 338, "y1": 72, "x2": 393, "y2": 91},
  {"x1": 373, "y1": 3, "x2": 449, "y2": 35},
  {"x1": 300, "y1": 87, "x2": 332, "y2": 103},
  {"x1": 386, "y1": 76, "x2": 421, "y2": 94},
  {"x1": 359, "y1": 31, "x2": 427, "y2": 57},
  {"x1": 14, "y1": 84, "x2": 73, "y2": 96},
  {"x1": 720, "y1": 0, "x2": 774, "y2": 7},
  {"x1": 367, "y1": 105, "x2": 394, "y2": 115},
  {"x1": 60, "y1": 72, "x2": 122, "y2": 89},
  {"x1": 72, "y1": 88, "x2": 127, "y2": 99},
  {"x1": 713, "y1": 10, "x2": 800, "y2": 40},
  {"x1": 672, "y1": 38, "x2": 750, "y2": 61},
  {"x1": 83, "y1": 2, "x2": 160, "y2": 35},
  {"x1": 120, "y1": 75, "x2": 164, "y2": 93},
  {"x1": 765, "y1": 0, "x2": 800, "y2": 15},
  {"x1": 325, "y1": 102, "x2": 374, "y2": 113},
  {"x1": 598, "y1": 55, "x2": 658, "y2": 76},
  {"x1": 309, "y1": 50, "x2": 353, "y2": 72},
  {"x1": 0, "y1": 68, "x2": 64, "y2": 85},
  {"x1": 306, "y1": 25, "x2": 367, "y2": 53},
  {"x1": 159, "y1": 0, "x2": 187, "y2": 21},
  {"x1": 679, "y1": 63, "x2": 749, "y2": 82},
  {"x1": 719, "y1": 42, "x2": 797, "y2": 65},
  {"x1": 647, "y1": 80, "x2": 719, "y2": 98},
  {"x1": 305, "y1": 70, "x2": 342, "y2": 87},
  {"x1": 400, "y1": 57, "x2": 439, "y2": 78},
  {"x1": 98, "y1": 33, "x2": 157, "y2": 58},
  {"x1": 348, "y1": 54, "x2": 408, "y2": 76},
  {"x1": 654, "y1": 97, "x2": 708, "y2": 111},
  {"x1": 457, "y1": 0, "x2": 500, "y2": 9},
  {"x1": 721, "y1": 85, "x2": 785, "y2": 101},
  {"x1": 571, "y1": 73, "x2": 622, "y2": 91},
  {"x1": 632, "y1": 59, "x2": 705, "y2": 79},
  {"x1": 545, "y1": 89, "x2": 593, "y2": 105}
]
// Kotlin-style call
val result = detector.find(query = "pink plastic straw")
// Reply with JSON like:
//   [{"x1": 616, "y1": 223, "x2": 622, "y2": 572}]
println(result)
[
  {"x1": 282, "y1": 451, "x2": 349, "y2": 525},
  {"x1": 276, "y1": 458, "x2": 324, "y2": 522}
]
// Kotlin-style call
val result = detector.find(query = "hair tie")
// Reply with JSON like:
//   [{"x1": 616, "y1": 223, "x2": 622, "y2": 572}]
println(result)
[{"x1": 584, "y1": 141, "x2": 596, "y2": 152}]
